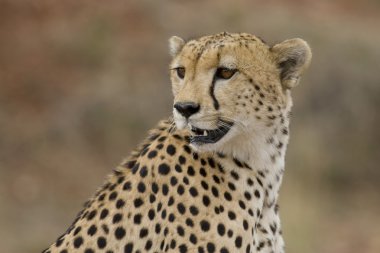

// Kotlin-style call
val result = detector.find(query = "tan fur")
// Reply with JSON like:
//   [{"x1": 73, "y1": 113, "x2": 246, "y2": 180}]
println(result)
[{"x1": 43, "y1": 32, "x2": 311, "y2": 253}]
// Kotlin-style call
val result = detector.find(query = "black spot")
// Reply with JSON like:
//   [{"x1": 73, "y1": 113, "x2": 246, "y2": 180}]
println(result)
[
  {"x1": 133, "y1": 214, "x2": 142, "y2": 224},
  {"x1": 189, "y1": 205, "x2": 199, "y2": 216},
  {"x1": 183, "y1": 145, "x2": 192, "y2": 154},
  {"x1": 137, "y1": 182, "x2": 146, "y2": 193},
  {"x1": 131, "y1": 163, "x2": 140, "y2": 174},
  {"x1": 158, "y1": 163, "x2": 171, "y2": 175},
  {"x1": 239, "y1": 200, "x2": 246, "y2": 210},
  {"x1": 87, "y1": 210, "x2": 97, "y2": 220},
  {"x1": 177, "y1": 184, "x2": 185, "y2": 195},
  {"x1": 84, "y1": 249, "x2": 94, "y2": 253},
  {"x1": 179, "y1": 244, "x2": 188, "y2": 253},
  {"x1": 124, "y1": 242, "x2": 134, "y2": 253},
  {"x1": 243, "y1": 220, "x2": 249, "y2": 230},
  {"x1": 73, "y1": 227, "x2": 81, "y2": 236},
  {"x1": 202, "y1": 195, "x2": 210, "y2": 206},
  {"x1": 87, "y1": 225, "x2": 97, "y2": 236},
  {"x1": 139, "y1": 166, "x2": 148, "y2": 178},
  {"x1": 178, "y1": 156, "x2": 186, "y2": 165},
  {"x1": 139, "y1": 228, "x2": 149, "y2": 238},
  {"x1": 112, "y1": 213, "x2": 123, "y2": 224},
  {"x1": 170, "y1": 176, "x2": 178, "y2": 186},
  {"x1": 270, "y1": 223, "x2": 277, "y2": 234},
  {"x1": 158, "y1": 136, "x2": 167, "y2": 142},
  {"x1": 228, "y1": 182, "x2": 236, "y2": 191},
  {"x1": 175, "y1": 164, "x2": 183, "y2": 173},
  {"x1": 145, "y1": 240, "x2": 153, "y2": 250},
  {"x1": 116, "y1": 199, "x2": 125, "y2": 209},
  {"x1": 117, "y1": 176, "x2": 125, "y2": 184},
  {"x1": 98, "y1": 193, "x2": 106, "y2": 201},
  {"x1": 186, "y1": 218, "x2": 194, "y2": 227},
  {"x1": 200, "y1": 220, "x2": 210, "y2": 231},
  {"x1": 187, "y1": 166, "x2": 195, "y2": 176},
  {"x1": 173, "y1": 134, "x2": 183, "y2": 140},
  {"x1": 228, "y1": 211, "x2": 236, "y2": 220},
  {"x1": 123, "y1": 181, "x2": 132, "y2": 191},
  {"x1": 168, "y1": 213, "x2": 176, "y2": 222},
  {"x1": 177, "y1": 225, "x2": 185, "y2": 236},
  {"x1": 224, "y1": 192, "x2": 232, "y2": 201},
  {"x1": 97, "y1": 237, "x2": 107, "y2": 249},
  {"x1": 200, "y1": 168, "x2": 207, "y2": 177},
  {"x1": 177, "y1": 203, "x2": 186, "y2": 214},
  {"x1": 124, "y1": 160, "x2": 136, "y2": 169},
  {"x1": 166, "y1": 145, "x2": 176, "y2": 156},
  {"x1": 211, "y1": 186, "x2": 219, "y2": 197},
  {"x1": 170, "y1": 239, "x2": 177, "y2": 249},
  {"x1": 201, "y1": 181, "x2": 209, "y2": 190},
  {"x1": 207, "y1": 242, "x2": 216, "y2": 253},
  {"x1": 217, "y1": 223, "x2": 225, "y2": 236},
  {"x1": 233, "y1": 158, "x2": 243, "y2": 168},
  {"x1": 207, "y1": 158, "x2": 215, "y2": 168},
  {"x1": 148, "y1": 209, "x2": 155, "y2": 220},
  {"x1": 152, "y1": 182, "x2": 159, "y2": 193},
  {"x1": 212, "y1": 175, "x2": 220, "y2": 184},
  {"x1": 162, "y1": 184, "x2": 169, "y2": 195},
  {"x1": 190, "y1": 233, "x2": 198, "y2": 244},
  {"x1": 134, "y1": 198, "x2": 144, "y2": 208},
  {"x1": 114, "y1": 227, "x2": 126, "y2": 240},
  {"x1": 148, "y1": 150, "x2": 157, "y2": 159},
  {"x1": 168, "y1": 196, "x2": 175, "y2": 206},
  {"x1": 254, "y1": 190, "x2": 261, "y2": 199},
  {"x1": 220, "y1": 248, "x2": 229, "y2": 253},
  {"x1": 189, "y1": 187, "x2": 198, "y2": 197},
  {"x1": 73, "y1": 237, "x2": 83, "y2": 248},
  {"x1": 108, "y1": 192, "x2": 118, "y2": 201},
  {"x1": 230, "y1": 171, "x2": 239, "y2": 180},
  {"x1": 155, "y1": 223, "x2": 161, "y2": 234},
  {"x1": 161, "y1": 209, "x2": 167, "y2": 219},
  {"x1": 55, "y1": 235, "x2": 65, "y2": 246}
]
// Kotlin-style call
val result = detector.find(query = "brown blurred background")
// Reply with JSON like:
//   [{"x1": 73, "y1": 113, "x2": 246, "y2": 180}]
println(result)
[{"x1": 1, "y1": 0, "x2": 380, "y2": 252}]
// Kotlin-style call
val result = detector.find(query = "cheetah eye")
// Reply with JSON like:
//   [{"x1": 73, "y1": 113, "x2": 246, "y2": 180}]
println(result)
[
  {"x1": 215, "y1": 67, "x2": 237, "y2": 80},
  {"x1": 175, "y1": 67, "x2": 186, "y2": 79}
]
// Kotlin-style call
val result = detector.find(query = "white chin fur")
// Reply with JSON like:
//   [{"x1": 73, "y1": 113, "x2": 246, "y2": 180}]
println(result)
[{"x1": 173, "y1": 110, "x2": 187, "y2": 129}]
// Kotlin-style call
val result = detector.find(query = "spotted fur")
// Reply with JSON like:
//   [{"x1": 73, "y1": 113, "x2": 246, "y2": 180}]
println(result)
[{"x1": 43, "y1": 32, "x2": 311, "y2": 253}]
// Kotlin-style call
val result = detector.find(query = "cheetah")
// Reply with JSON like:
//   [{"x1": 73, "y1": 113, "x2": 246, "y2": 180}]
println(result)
[{"x1": 43, "y1": 32, "x2": 311, "y2": 253}]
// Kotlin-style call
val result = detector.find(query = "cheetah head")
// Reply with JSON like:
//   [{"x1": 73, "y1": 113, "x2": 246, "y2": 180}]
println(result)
[{"x1": 169, "y1": 32, "x2": 311, "y2": 154}]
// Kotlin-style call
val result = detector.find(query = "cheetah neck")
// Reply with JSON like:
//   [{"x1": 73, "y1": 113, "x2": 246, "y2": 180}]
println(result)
[{"x1": 216, "y1": 107, "x2": 291, "y2": 207}]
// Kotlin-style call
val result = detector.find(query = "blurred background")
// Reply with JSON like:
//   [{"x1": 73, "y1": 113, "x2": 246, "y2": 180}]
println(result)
[{"x1": 1, "y1": 0, "x2": 380, "y2": 252}]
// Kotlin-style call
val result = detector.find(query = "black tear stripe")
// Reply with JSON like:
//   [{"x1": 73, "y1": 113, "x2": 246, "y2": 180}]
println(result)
[
  {"x1": 210, "y1": 50, "x2": 222, "y2": 110},
  {"x1": 210, "y1": 75, "x2": 220, "y2": 110}
]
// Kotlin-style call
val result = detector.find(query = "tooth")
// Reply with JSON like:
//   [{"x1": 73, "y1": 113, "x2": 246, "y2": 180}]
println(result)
[{"x1": 203, "y1": 130, "x2": 207, "y2": 136}]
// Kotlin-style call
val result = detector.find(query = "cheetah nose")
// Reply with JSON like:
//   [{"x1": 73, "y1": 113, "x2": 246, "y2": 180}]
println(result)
[{"x1": 174, "y1": 102, "x2": 200, "y2": 119}]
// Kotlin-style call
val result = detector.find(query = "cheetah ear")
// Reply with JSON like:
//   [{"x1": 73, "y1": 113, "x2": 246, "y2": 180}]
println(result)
[
  {"x1": 271, "y1": 38, "x2": 312, "y2": 89},
  {"x1": 169, "y1": 36, "x2": 185, "y2": 57}
]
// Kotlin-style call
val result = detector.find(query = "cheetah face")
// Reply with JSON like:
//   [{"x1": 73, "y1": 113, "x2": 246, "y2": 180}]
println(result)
[{"x1": 169, "y1": 33, "x2": 311, "y2": 153}]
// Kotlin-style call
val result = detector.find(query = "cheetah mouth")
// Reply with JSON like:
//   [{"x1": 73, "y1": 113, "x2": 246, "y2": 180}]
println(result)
[{"x1": 189, "y1": 120, "x2": 234, "y2": 145}]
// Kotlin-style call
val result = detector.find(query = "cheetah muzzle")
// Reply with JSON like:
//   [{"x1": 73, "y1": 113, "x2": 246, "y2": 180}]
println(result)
[{"x1": 189, "y1": 119, "x2": 234, "y2": 145}]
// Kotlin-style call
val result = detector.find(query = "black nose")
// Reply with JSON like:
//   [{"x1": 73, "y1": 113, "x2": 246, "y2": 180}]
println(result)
[{"x1": 174, "y1": 102, "x2": 200, "y2": 118}]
